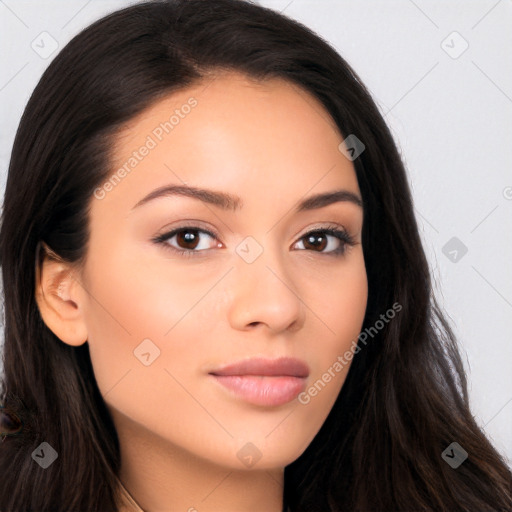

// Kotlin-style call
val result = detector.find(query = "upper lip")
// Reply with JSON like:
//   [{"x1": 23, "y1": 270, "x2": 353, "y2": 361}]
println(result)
[{"x1": 209, "y1": 357, "x2": 310, "y2": 378}]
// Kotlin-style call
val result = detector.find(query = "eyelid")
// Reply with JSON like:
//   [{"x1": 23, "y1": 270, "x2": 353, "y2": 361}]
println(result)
[
  {"x1": 292, "y1": 224, "x2": 357, "y2": 253},
  {"x1": 154, "y1": 220, "x2": 221, "y2": 242},
  {"x1": 152, "y1": 224, "x2": 220, "y2": 252}
]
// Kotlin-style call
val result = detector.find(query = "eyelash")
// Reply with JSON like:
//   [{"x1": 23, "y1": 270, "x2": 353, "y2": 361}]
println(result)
[{"x1": 152, "y1": 224, "x2": 357, "y2": 259}]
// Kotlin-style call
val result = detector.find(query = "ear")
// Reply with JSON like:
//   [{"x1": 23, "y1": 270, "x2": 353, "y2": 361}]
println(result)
[{"x1": 34, "y1": 242, "x2": 88, "y2": 347}]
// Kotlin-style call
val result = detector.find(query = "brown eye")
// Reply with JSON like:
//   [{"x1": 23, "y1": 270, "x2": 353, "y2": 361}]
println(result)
[
  {"x1": 153, "y1": 226, "x2": 220, "y2": 257},
  {"x1": 302, "y1": 232, "x2": 328, "y2": 251},
  {"x1": 175, "y1": 229, "x2": 202, "y2": 250},
  {"x1": 294, "y1": 227, "x2": 355, "y2": 256}
]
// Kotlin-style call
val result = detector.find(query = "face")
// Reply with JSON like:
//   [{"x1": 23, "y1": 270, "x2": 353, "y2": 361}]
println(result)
[{"x1": 76, "y1": 71, "x2": 367, "y2": 470}]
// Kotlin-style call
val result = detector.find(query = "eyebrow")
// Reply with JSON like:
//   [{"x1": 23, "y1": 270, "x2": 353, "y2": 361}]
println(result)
[{"x1": 130, "y1": 184, "x2": 363, "y2": 212}]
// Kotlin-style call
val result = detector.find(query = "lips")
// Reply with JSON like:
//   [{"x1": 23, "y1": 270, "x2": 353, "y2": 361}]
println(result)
[{"x1": 209, "y1": 357, "x2": 309, "y2": 407}]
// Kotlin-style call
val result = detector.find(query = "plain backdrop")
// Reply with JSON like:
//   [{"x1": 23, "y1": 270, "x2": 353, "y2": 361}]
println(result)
[{"x1": 1, "y1": 0, "x2": 511, "y2": 466}]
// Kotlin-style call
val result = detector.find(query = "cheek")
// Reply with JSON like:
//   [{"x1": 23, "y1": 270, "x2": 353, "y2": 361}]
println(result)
[
  {"x1": 332, "y1": 264, "x2": 368, "y2": 344},
  {"x1": 80, "y1": 247, "x2": 219, "y2": 396},
  {"x1": 317, "y1": 254, "x2": 368, "y2": 353},
  {"x1": 301, "y1": 255, "x2": 367, "y2": 401}
]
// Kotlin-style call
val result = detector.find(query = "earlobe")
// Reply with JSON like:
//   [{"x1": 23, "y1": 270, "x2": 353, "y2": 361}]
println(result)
[{"x1": 34, "y1": 242, "x2": 88, "y2": 347}]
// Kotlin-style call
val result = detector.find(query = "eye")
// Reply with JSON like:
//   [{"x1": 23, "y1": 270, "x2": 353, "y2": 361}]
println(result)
[
  {"x1": 293, "y1": 225, "x2": 356, "y2": 256},
  {"x1": 152, "y1": 224, "x2": 357, "y2": 258},
  {"x1": 152, "y1": 226, "x2": 220, "y2": 257}
]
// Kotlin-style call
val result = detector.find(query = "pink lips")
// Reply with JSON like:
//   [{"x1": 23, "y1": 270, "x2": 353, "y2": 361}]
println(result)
[{"x1": 209, "y1": 357, "x2": 309, "y2": 407}]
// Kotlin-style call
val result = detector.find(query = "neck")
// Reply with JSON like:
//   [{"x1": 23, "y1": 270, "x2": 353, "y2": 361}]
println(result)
[{"x1": 112, "y1": 408, "x2": 285, "y2": 512}]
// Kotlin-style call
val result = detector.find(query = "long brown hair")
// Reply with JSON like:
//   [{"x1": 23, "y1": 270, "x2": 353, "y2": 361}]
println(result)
[{"x1": 1, "y1": 1, "x2": 511, "y2": 510}]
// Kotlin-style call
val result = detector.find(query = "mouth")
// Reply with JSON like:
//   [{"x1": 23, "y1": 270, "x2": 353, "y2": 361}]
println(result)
[{"x1": 208, "y1": 357, "x2": 309, "y2": 407}]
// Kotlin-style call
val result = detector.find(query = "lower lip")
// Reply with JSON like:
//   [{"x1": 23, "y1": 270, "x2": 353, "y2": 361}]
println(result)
[{"x1": 211, "y1": 375, "x2": 307, "y2": 407}]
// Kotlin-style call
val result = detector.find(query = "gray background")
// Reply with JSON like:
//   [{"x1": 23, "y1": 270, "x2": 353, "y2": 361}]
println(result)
[{"x1": 1, "y1": 0, "x2": 511, "y2": 465}]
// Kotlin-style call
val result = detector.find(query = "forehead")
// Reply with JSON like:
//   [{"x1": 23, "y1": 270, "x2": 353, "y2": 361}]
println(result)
[{"x1": 95, "y1": 70, "x2": 360, "y2": 217}]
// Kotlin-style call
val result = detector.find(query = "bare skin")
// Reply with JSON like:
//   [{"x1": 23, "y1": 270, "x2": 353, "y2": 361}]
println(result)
[{"x1": 35, "y1": 70, "x2": 368, "y2": 512}]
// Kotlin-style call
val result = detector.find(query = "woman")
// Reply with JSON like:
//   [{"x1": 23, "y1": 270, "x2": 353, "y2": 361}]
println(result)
[{"x1": 0, "y1": 0, "x2": 510, "y2": 510}]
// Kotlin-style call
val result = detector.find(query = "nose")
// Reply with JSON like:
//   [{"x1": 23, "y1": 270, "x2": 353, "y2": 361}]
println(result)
[{"x1": 227, "y1": 244, "x2": 306, "y2": 334}]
